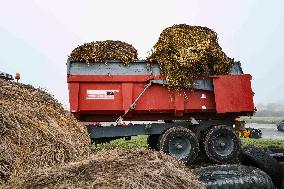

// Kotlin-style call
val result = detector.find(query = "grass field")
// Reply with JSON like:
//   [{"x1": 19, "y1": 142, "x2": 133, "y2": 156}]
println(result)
[
  {"x1": 241, "y1": 138, "x2": 284, "y2": 147},
  {"x1": 92, "y1": 135, "x2": 284, "y2": 151},
  {"x1": 93, "y1": 135, "x2": 148, "y2": 151}
]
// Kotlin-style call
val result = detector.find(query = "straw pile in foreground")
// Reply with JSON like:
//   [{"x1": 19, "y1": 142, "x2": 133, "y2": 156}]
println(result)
[
  {"x1": 8, "y1": 149, "x2": 205, "y2": 189},
  {"x1": 69, "y1": 40, "x2": 138, "y2": 64},
  {"x1": 147, "y1": 24, "x2": 233, "y2": 88},
  {"x1": 0, "y1": 79, "x2": 90, "y2": 186}
]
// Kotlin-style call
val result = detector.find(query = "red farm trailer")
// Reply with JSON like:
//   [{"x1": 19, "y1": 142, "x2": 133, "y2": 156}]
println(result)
[{"x1": 67, "y1": 60, "x2": 255, "y2": 164}]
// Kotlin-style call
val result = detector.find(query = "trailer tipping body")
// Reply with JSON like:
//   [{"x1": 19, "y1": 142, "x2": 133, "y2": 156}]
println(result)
[{"x1": 67, "y1": 60, "x2": 254, "y2": 122}]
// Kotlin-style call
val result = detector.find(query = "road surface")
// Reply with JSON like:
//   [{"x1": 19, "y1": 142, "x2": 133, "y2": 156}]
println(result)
[{"x1": 246, "y1": 123, "x2": 284, "y2": 139}]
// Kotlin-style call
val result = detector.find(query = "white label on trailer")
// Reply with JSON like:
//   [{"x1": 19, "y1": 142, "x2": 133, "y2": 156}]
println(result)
[{"x1": 86, "y1": 90, "x2": 119, "y2": 100}]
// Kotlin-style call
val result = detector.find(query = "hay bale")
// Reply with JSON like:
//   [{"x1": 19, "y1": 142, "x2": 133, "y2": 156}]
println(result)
[
  {"x1": 8, "y1": 149, "x2": 205, "y2": 189},
  {"x1": 0, "y1": 79, "x2": 90, "y2": 185},
  {"x1": 147, "y1": 24, "x2": 233, "y2": 88},
  {"x1": 69, "y1": 40, "x2": 138, "y2": 64}
]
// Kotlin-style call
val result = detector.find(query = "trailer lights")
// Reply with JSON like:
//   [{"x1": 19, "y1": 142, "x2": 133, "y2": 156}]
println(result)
[{"x1": 15, "y1": 72, "x2": 20, "y2": 82}]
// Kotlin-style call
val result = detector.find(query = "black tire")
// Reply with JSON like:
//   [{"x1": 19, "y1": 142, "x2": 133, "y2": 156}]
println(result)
[
  {"x1": 250, "y1": 128, "x2": 262, "y2": 139},
  {"x1": 192, "y1": 164, "x2": 275, "y2": 189},
  {"x1": 147, "y1": 134, "x2": 160, "y2": 150},
  {"x1": 159, "y1": 127, "x2": 199, "y2": 163},
  {"x1": 278, "y1": 124, "x2": 284, "y2": 132},
  {"x1": 195, "y1": 131, "x2": 210, "y2": 164},
  {"x1": 240, "y1": 147, "x2": 283, "y2": 189},
  {"x1": 204, "y1": 125, "x2": 241, "y2": 163}
]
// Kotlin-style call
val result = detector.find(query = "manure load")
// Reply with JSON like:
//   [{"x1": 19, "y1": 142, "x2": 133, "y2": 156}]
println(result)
[
  {"x1": 69, "y1": 40, "x2": 138, "y2": 64},
  {"x1": 0, "y1": 79, "x2": 90, "y2": 186},
  {"x1": 67, "y1": 29, "x2": 249, "y2": 122},
  {"x1": 69, "y1": 25, "x2": 234, "y2": 89},
  {"x1": 147, "y1": 24, "x2": 233, "y2": 88},
  {"x1": 7, "y1": 149, "x2": 205, "y2": 189}
]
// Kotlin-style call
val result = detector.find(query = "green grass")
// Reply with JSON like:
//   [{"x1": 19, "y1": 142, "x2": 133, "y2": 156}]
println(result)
[
  {"x1": 241, "y1": 138, "x2": 284, "y2": 147},
  {"x1": 92, "y1": 135, "x2": 284, "y2": 151},
  {"x1": 92, "y1": 135, "x2": 148, "y2": 152}
]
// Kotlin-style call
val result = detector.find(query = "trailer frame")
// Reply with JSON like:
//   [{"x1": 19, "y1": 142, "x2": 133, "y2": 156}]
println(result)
[{"x1": 87, "y1": 119, "x2": 235, "y2": 143}]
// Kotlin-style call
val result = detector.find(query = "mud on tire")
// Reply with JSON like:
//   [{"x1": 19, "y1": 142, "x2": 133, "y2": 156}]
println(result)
[
  {"x1": 193, "y1": 164, "x2": 275, "y2": 189},
  {"x1": 159, "y1": 127, "x2": 199, "y2": 164},
  {"x1": 203, "y1": 125, "x2": 241, "y2": 163}
]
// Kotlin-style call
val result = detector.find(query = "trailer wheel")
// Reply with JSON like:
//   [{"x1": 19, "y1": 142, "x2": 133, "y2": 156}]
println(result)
[
  {"x1": 159, "y1": 127, "x2": 199, "y2": 163},
  {"x1": 241, "y1": 147, "x2": 283, "y2": 189},
  {"x1": 147, "y1": 134, "x2": 160, "y2": 150},
  {"x1": 192, "y1": 165, "x2": 275, "y2": 189},
  {"x1": 204, "y1": 125, "x2": 240, "y2": 163}
]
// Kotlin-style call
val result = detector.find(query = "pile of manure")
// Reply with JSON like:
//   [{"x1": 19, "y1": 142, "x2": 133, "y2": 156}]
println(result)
[
  {"x1": 8, "y1": 149, "x2": 205, "y2": 189},
  {"x1": 69, "y1": 40, "x2": 138, "y2": 64},
  {"x1": 0, "y1": 79, "x2": 90, "y2": 186},
  {"x1": 147, "y1": 24, "x2": 233, "y2": 88}
]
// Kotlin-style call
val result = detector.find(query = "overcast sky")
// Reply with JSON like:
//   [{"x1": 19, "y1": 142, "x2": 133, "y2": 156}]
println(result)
[{"x1": 0, "y1": 0, "x2": 284, "y2": 107}]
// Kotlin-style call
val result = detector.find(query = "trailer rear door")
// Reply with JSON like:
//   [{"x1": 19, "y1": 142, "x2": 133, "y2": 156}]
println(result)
[{"x1": 213, "y1": 74, "x2": 254, "y2": 113}]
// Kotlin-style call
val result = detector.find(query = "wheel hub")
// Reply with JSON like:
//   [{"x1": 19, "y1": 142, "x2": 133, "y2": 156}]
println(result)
[
  {"x1": 219, "y1": 142, "x2": 226, "y2": 147},
  {"x1": 175, "y1": 143, "x2": 183, "y2": 149},
  {"x1": 168, "y1": 137, "x2": 192, "y2": 160},
  {"x1": 213, "y1": 135, "x2": 234, "y2": 156}
]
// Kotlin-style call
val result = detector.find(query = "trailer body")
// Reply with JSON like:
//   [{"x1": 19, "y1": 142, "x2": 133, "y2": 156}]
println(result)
[{"x1": 67, "y1": 61, "x2": 254, "y2": 122}]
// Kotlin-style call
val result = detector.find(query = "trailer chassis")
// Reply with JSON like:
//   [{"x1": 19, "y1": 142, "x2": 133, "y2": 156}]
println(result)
[{"x1": 87, "y1": 118, "x2": 239, "y2": 164}]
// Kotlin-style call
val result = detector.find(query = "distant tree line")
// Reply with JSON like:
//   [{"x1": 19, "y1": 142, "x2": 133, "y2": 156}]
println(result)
[{"x1": 255, "y1": 103, "x2": 284, "y2": 117}]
